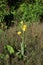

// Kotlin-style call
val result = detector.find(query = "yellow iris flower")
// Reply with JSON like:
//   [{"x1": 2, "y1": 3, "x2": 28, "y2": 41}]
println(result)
[
  {"x1": 20, "y1": 21, "x2": 23, "y2": 25},
  {"x1": 22, "y1": 25, "x2": 27, "y2": 31},
  {"x1": 17, "y1": 31, "x2": 21, "y2": 35}
]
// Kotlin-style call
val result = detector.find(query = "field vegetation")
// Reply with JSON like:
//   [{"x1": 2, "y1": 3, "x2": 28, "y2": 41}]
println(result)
[{"x1": 0, "y1": 0, "x2": 43, "y2": 65}]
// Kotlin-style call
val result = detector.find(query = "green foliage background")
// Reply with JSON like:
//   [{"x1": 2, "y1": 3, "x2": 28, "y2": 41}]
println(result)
[
  {"x1": 0, "y1": 0, "x2": 9, "y2": 22},
  {"x1": 0, "y1": 0, "x2": 43, "y2": 24}
]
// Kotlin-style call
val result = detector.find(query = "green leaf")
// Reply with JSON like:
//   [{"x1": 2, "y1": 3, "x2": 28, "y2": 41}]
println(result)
[
  {"x1": 6, "y1": 45, "x2": 14, "y2": 54},
  {"x1": 21, "y1": 42, "x2": 25, "y2": 56}
]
